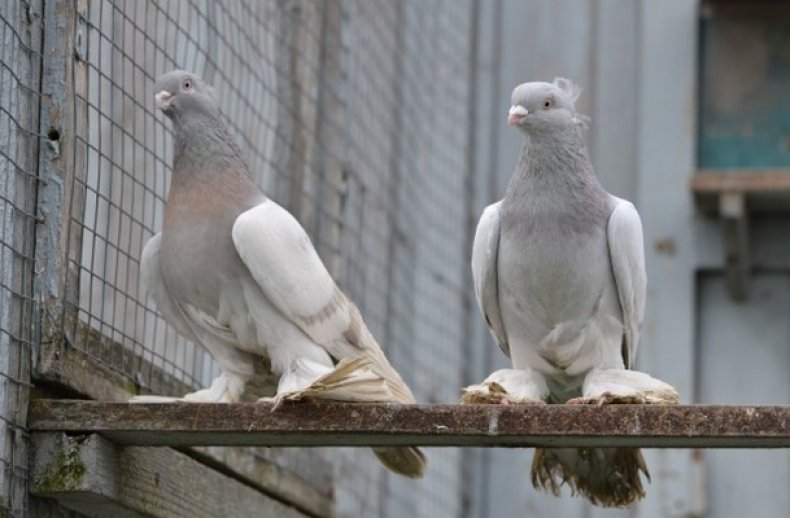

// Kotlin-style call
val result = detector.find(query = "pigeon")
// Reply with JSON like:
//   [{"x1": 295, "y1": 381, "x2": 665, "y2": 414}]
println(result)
[
  {"x1": 463, "y1": 78, "x2": 678, "y2": 506},
  {"x1": 134, "y1": 70, "x2": 426, "y2": 478}
]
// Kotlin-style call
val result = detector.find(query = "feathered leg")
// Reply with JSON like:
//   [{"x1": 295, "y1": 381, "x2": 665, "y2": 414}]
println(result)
[
  {"x1": 567, "y1": 368, "x2": 679, "y2": 405},
  {"x1": 461, "y1": 368, "x2": 548, "y2": 404},
  {"x1": 130, "y1": 371, "x2": 248, "y2": 403}
]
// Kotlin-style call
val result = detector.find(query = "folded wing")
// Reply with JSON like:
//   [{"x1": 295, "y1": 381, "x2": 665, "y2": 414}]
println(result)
[
  {"x1": 471, "y1": 201, "x2": 509, "y2": 357},
  {"x1": 231, "y1": 199, "x2": 415, "y2": 403},
  {"x1": 606, "y1": 197, "x2": 647, "y2": 369}
]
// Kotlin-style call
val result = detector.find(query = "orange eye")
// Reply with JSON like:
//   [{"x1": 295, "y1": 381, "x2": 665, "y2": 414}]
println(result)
[{"x1": 182, "y1": 78, "x2": 193, "y2": 90}]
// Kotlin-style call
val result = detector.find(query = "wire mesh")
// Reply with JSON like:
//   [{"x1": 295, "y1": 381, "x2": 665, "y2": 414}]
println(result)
[
  {"x1": 0, "y1": 1, "x2": 42, "y2": 515},
  {"x1": 50, "y1": 0, "x2": 476, "y2": 515}
]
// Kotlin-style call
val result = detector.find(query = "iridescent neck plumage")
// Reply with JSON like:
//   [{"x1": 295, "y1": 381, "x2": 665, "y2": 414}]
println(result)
[
  {"x1": 172, "y1": 111, "x2": 247, "y2": 177},
  {"x1": 511, "y1": 124, "x2": 598, "y2": 190}
]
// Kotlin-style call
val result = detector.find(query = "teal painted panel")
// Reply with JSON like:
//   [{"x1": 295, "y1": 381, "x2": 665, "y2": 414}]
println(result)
[{"x1": 699, "y1": 18, "x2": 790, "y2": 168}]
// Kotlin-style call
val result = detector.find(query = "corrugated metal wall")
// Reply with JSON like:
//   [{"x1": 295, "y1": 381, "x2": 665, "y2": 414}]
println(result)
[{"x1": 471, "y1": 1, "x2": 790, "y2": 517}]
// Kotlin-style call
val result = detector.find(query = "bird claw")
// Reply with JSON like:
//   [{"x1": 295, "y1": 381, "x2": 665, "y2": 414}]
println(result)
[
  {"x1": 461, "y1": 382, "x2": 545, "y2": 405},
  {"x1": 567, "y1": 392, "x2": 648, "y2": 406}
]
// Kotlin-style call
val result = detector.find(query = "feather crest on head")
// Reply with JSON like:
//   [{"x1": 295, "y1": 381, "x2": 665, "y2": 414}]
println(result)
[
  {"x1": 553, "y1": 77, "x2": 582, "y2": 106},
  {"x1": 551, "y1": 78, "x2": 590, "y2": 130}
]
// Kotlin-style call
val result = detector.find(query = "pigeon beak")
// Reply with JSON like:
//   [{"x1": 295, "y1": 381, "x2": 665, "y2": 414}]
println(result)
[
  {"x1": 155, "y1": 90, "x2": 173, "y2": 111},
  {"x1": 507, "y1": 105, "x2": 528, "y2": 125}
]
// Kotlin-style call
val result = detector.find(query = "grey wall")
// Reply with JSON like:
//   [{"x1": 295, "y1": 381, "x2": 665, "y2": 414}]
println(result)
[{"x1": 470, "y1": 1, "x2": 790, "y2": 517}]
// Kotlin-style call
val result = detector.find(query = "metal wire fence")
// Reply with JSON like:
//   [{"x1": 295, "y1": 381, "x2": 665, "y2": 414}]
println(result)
[
  {"x1": 0, "y1": 0, "x2": 478, "y2": 515},
  {"x1": 0, "y1": 1, "x2": 42, "y2": 515}
]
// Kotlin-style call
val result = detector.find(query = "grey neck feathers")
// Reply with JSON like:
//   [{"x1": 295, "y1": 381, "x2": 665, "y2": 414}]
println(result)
[
  {"x1": 171, "y1": 111, "x2": 250, "y2": 183},
  {"x1": 502, "y1": 124, "x2": 608, "y2": 234}
]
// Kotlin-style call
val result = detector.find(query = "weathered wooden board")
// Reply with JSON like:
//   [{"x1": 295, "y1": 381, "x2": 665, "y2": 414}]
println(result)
[
  {"x1": 30, "y1": 433, "x2": 309, "y2": 518},
  {"x1": 28, "y1": 400, "x2": 790, "y2": 448}
]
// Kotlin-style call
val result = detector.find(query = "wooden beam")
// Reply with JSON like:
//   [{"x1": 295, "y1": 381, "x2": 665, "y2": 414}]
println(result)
[
  {"x1": 28, "y1": 400, "x2": 790, "y2": 448},
  {"x1": 692, "y1": 170, "x2": 790, "y2": 193},
  {"x1": 30, "y1": 433, "x2": 308, "y2": 518},
  {"x1": 33, "y1": 341, "x2": 332, "y2": 517}
]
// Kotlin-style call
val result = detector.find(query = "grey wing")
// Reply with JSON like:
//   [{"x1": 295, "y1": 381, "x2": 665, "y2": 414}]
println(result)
[
  {"x1": 471, "y1": 201, "x2": 509, "y2": 357},
  {"x1": 140, "y1": 234, "x2": 255, "y2": 378},
  {"x1": 606, "y1": 197, "x2": 647, "y2": 369}
]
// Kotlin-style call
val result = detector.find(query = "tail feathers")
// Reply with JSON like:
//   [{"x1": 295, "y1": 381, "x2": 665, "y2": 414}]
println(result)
[
  {"x1": 274, "y1": 355, "x2": 427, "y2": 478},
  {"x1": 531, "y1": 447, "x2": 649, "y2": 508},
  {"x1": 373, "y1": 447, "x2": 427, "y2": 479},
  {"x1": 275, "y1": 356, "x2": 394, "y2": 404},
  {"x1": 332, "y1": 303, "x2": 416, "y2": 404}
]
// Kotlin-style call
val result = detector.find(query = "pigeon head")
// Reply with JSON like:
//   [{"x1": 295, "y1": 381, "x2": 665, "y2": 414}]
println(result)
[
  {"x1": 154, "y1": 70, "x2": 217, "y2": 121},
  {"x1": 507, "y1": 78, "x2": 583, "y2": 134}
]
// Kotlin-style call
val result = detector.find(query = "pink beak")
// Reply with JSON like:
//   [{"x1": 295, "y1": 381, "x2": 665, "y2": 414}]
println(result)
[
  {"x1": 155, "y1": 90, "x2": 173, "y2": 110},
  {"x1": 507, "y1": 105, "x2": 528, "y2": 125}
]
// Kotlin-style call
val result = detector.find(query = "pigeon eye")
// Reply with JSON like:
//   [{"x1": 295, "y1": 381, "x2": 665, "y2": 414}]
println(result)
[
  {"x1": 543, "y1": 98, "x2": 554, "y2": 109},
  {"x1": 182, "y1": 78, "x2": 193, "y2": 90}
]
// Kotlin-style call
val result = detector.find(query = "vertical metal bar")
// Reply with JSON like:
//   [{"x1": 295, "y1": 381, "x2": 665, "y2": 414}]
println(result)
[
  {"x1": 460, "y1": 1, "x2": 481, "y2": 517},
  {"x1": 479, "y1": 3, "x2": 503, "y2": 514},
  {"x1": 284, "y1": 1, "x2": 306, "y2": 219},
  {"x1": 383, "y1": 2, "x2": 406, "y2": 360},
  {"x1": 312, "y1": 0, "x2": 345, "y2": 277},
  {"x1": 485, "y1": 0, "x2": 504, "y2": 208}
]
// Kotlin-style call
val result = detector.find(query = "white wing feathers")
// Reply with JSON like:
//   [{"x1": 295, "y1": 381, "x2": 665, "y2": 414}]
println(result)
[
  {"x1": 231, "y1": 199, "x2": 415, "y2": 403},
  {"x1": 471, "y1": 201, "x2": 509, "y2": 357},
  {"x1": 606, "y1": 197, "x2": 647, "y2": 369}
]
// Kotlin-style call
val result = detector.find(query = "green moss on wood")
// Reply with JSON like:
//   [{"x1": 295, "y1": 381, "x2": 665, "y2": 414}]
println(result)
[{"x1": 33, "y1": 437, "x2": 87, "y2": 492}]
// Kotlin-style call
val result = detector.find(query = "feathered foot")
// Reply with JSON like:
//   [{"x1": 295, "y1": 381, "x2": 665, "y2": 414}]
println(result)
[
  {"x1": 460, "y1": 368, "x2": 548, "y2": 404},
  {"x1": 460, "y1": 382, "x2": 545, "y2": 405},
  {"x1": 262, "y1": 356, "x2": 426, "y2": 479},
  {"x1": 130, "y1": 372, "x2": 245, "y2": 403},
  {"x1": 573, "y1": 368, "x2": 679, "y2": 405},
  {"x1": 531, "y1": 446, "x2": 649, "y2": 507},
  {"x1": 566, "y1": 393, "x2": 650, "y2": 405},
  {"x1": 461, "y1": 382, "x2": 517, "y2": 404}
]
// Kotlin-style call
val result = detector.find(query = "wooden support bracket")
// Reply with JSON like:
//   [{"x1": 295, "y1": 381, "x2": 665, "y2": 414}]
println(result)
[
  {"x1": 28, "y1": 400, "x2": 790, "y2": 449},
  {"x1": 30, "y1": 432, "x2": 309, "y2": 518},
  {"x1": 689, "y1": 169, "x2": 790, "y2": 300},
  {"x1": 719, "y1": 191, "x2": 750, "y2": 300}
]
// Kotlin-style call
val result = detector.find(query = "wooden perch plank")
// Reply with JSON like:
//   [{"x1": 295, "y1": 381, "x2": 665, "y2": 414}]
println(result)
[
  {"x1": 692, "y1": 170, "x2": 790, "y2": 193},
  {"x1": 692, "y1": 170, "x2": 790, "y2": 214},
  {"x1": 30, "y1": 432, "x2": 308, "y2": 518},
  {"x1": 28, "y1": 400, "x2": 790, "y2": 448}
]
